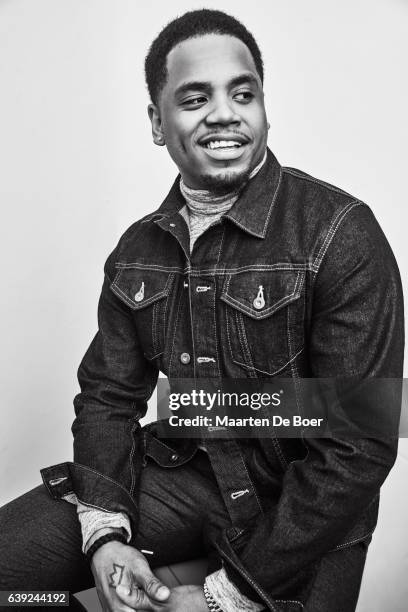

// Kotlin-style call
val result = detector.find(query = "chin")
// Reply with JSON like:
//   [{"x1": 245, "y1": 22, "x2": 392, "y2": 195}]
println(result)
[{"x1": 198, "y1": 168, "x2": 251, "y2": 196}]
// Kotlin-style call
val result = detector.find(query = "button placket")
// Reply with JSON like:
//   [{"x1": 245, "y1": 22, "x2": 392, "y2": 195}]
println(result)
[{"x1": 191, "y1": 277, "x2": 219, "y2": 377}]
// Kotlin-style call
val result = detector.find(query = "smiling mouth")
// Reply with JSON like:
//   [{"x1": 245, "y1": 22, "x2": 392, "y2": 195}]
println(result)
[{"x1": 203, "y1": 139, "x2": 244, "y2": 150}]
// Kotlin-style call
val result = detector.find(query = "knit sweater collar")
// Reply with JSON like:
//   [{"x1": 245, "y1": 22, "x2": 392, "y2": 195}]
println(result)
[{"x1": 179, "y1": 151, "x2": 267, "y2": 215}]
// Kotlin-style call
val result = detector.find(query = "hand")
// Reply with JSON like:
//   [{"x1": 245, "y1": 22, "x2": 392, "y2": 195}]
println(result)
[
  {"x1": 116, "y1": 584, "x2": 208, "y2": 612},
  {"x1": 90, "y1": 540, "x2": 170, "y2": 611}
]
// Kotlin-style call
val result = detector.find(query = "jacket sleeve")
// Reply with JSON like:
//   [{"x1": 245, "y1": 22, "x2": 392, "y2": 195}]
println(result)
[
  {"x1": 224, "y1": 203, "x2": 404, "y2": 601},
  {"x1": 41, "y1": 245, "x2": 159, "y2": 536}
]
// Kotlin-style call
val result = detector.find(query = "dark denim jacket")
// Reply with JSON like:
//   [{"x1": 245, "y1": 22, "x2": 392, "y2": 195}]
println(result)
[{"x1": 41, "y1": 149, "x2": 404, "y2": 611}]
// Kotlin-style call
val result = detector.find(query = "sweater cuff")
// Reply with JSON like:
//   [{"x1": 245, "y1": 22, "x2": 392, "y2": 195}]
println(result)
[
  {"x1": 76, "y1": 500, "x2": 132, "y2": 554},
  {"x1": 205, "y1": 567, "x2": 265, "y2": 612}
]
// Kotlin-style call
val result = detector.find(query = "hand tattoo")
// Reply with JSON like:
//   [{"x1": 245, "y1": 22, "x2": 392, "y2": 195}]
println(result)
[{"x1": 108, "y1": 563, "x2": 125, "y2": 587}]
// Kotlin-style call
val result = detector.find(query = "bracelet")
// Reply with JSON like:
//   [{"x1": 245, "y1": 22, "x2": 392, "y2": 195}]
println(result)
[
  {"x1": 203, "y1": 583, "x2": 223, "y2": 612},
  {"x1": 85, "y1": 531, "x2": 128, "y2": 562}
]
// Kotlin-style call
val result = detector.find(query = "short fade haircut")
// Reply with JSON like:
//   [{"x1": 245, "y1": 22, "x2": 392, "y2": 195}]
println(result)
[{"x1": 145, "y1": 9, "x2": 264, "y2": 105}]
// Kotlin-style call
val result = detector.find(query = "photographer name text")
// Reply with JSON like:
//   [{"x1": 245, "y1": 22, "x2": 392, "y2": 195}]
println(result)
[{"x1": 168, "y1": 415, "x2": 324, "y2": 428}]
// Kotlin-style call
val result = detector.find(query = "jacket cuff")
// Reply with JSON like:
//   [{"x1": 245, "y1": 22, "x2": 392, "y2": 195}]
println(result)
[{"x1": 40, "y1": 461, "x2": 140, "y2": 535}]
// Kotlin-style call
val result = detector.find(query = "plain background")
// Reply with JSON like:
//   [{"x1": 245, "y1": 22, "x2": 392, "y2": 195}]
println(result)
[{"x1": 0, "y1": 1, "x2": 407, "y2": 610}]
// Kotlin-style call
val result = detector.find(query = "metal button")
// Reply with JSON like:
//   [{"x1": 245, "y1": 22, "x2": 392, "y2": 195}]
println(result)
[
  {"x1": 134, "y1": 281, "x2": 145, "y2": 303},
  {"x1": 253, "y1": 296, "x2": 265, "y2": 309},
  {"x1": 253, "y1": 285, "x2": 265, "y2": 310},
  {"x1": 49, "y1": 477, "x2": 68, "y2": 486},
  {"x1": 170, "y1": 453, "x2": 179, "y2": 462},
  {"x1": 180, "y1": 352, "x2": 191, "y2": 364}
]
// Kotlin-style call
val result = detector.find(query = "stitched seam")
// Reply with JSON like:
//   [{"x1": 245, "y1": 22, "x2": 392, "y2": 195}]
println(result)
[
  {"x1": 312, "y1": 201, "x2": 364, "y2": 272},
  {"x1": 63, "y1": 463, "x2": 139, "y2": 511},
  {"x1": 111, "y1": 284, "x2": 169, "y2": 310},
  {"x1": 42, "y1": 461, "x2": 72, "y2": 471},
  {"x1": 225, "y1": 275, "x2": 244, "y2": 369},
  {"x1": 221, "y1": 270, "x2": 303, "y2": 319},
  {"x1": 282, "y1": 167, "x2": 352, "y2": 196},
  {"x1": 275, "y1": 600, "x2": 304, "y2": 608},
  {"x1": 261, "y1": 166, "x2": 283, "y2": 236},
  {"x1": 148, "y1": 350, "x2": 164, "y2": 360},
  {"x1": 235, "y1": 310, "x2": 255, "y2": 374},
  {"x1": 186, "y1": 266, "x2": 197, "y2": 380},
  {"x1": 236, "y1": 311, "x2": 258, "y2": 377},
  {"x1": 331, "y1": 531, "x2": 373, "y2": 551},
  {"x1": 140, "y1": 212, "x2": 167, "y2": 224},
  {"x1": 162, "y1": 281, "x2": 170, "y2": 363},
  {"x1": 222, "y1": 292, "x2": 300, "y2": 319},
  {"x1": 203, "y1": 264, "x2": 312, "y2": 274},
  {"x1": 152, "y1": 302, "x2": 158, "y2": 355},
  {"x1": 288, "y1": 272, "x2": 305, "y2": 359},
  {"x1": 168, "y1": 283, "x2": 185, "y2": 375},
  {"x1": 226, "y1": 216, "x2": 265, "y2": 238},
  {"x1": 115, "y1": 263, "x2": 313, "y2": 274},
  {"x1": 237, "y1": 452, "x2": 264, "y2": 514},
  {"x1": 72, "y1": 496, "x2": 118, "y2": 513},
  {"x1": 287, "y1": 298, "x2": 310, "y2": 458},
  {"x1": 213, "y1": 226, "x2": 225, "y2": 379},
  {"x1": 114, "y1": 263, "x2": 183, "y2": 272},
  {"x1": 148, "y1": 436, "x2": 180, "y2": 452},
  {"x1": 225, "y1": 299, "x2": 242, "y2": 370},
  {"x1": 232, "y1": 347, "x2": 305, "y2": 376},
  {"x1": 129, "y1": 421, "x2": 138, "y2": 496}
]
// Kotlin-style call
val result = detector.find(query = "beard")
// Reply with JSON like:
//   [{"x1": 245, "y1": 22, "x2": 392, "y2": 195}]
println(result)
[{"x1": 197, "y1": 167, "x2": 252, "y2": 196}]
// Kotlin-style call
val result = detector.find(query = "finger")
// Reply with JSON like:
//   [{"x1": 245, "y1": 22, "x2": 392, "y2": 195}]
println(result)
[
  {"x1": 126, "y1": 564, "x2": 170, "y2": 602},
  {"x1": 141, "y1": 576, "x2": 170, "y2": 602},
  {"x1": 116, "y1": 584, "x2": 159, "y2": 610}
]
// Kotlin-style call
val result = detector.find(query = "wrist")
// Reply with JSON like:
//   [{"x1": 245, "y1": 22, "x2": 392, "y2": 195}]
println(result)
[
  {"x1": 85, "y1": 531, "x2": 128, "y2": 563},
  {"x1": 85, "y1": 526, "x2": 126, "y2": 552}
]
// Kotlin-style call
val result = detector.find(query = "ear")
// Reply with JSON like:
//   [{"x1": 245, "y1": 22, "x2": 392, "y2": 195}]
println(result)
[{"x1": 148, "y1": 103, "x2": 165, "y2": 146}]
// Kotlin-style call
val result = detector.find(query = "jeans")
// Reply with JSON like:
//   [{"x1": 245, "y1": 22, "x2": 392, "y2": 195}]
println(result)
[{"x1": 0, "y1": 450, "x2": 369, "y2": 611}]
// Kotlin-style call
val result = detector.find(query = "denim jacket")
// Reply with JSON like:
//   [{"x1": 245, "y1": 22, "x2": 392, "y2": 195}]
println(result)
[{"x1": 41, "y1": 149, "x2": 404, "y2": 611}]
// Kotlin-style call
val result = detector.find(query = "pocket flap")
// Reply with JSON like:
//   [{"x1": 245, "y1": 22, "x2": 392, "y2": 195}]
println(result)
[
  {"x1": 110, "y1": 266, "x2": 174, "y2": 310},
  {"x1": 221, "y1": 270, "x2": 304, "y2": 320}
]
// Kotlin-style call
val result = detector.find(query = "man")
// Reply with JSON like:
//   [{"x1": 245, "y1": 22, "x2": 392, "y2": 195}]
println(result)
[{"x1": 0, "y1": 9, "x2": 404, "y2": 612}]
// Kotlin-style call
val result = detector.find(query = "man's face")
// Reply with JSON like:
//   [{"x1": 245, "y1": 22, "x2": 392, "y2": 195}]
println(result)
[{"x1": 148, "y1": 34, "x2": 268, "y2": 193}]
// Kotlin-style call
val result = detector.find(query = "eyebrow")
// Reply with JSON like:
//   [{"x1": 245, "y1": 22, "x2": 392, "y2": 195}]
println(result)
[{"x1": 174, "y1": 73, "x2": 260, "y2": 97}]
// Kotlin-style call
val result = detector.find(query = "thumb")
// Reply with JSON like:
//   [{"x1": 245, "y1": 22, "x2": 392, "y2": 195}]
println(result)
[
  {"x1": 116, "y1": 580, "x2": 170, "y2": 608},
  {"x1": 116, "y1": 584, "x2": 154, "y2": 610},
  {"x1": 141, "y1": 575, "x2": 171, "y2": 602}
]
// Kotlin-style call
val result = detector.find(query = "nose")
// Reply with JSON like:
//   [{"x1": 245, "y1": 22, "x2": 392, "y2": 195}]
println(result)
[{"x1": 205, "y1": 94, "x2": 240, "y2": 126}]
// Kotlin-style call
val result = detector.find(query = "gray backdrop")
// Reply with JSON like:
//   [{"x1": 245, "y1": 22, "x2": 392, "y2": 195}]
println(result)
[{"x1": 0, "y1": 1, "x2": 407, "y2": 610}]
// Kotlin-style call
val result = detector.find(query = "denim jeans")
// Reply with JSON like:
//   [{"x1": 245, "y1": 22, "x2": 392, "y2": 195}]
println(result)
[{"x1": 0, "y1": 449, "x2": 368, "y2": 612}]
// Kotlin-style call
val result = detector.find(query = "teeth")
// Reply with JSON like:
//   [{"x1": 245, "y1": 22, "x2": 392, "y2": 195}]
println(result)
[{"x1": 205, "y1": 140, "x2": 242, "y2": 149}]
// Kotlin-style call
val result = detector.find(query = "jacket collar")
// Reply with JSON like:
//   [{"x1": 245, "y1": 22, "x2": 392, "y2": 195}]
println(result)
[{"x1": 152, "y1": 148, "x2": 282, "y2": 238}]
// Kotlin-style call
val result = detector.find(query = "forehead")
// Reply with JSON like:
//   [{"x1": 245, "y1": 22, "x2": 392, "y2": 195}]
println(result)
[{"x1": 165, "y1": 34, "x2": 259, "y2": 90}]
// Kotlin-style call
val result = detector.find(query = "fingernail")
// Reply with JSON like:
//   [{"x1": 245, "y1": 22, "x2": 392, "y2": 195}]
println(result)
[{"x1": 157, "y1": 585, "x2": 170, "y2": 599}]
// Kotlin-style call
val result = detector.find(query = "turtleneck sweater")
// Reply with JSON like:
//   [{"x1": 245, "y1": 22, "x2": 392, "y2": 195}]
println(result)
[{"x1": 179, "y1": 151, "x2": 267, "y2": 252}]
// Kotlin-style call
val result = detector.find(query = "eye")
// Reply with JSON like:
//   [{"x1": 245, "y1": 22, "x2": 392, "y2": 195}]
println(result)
[
  {"x1": 234, "y1": 91, "x2": 254, "y2": 103},
  {"x1": 181, "y1": 96, "x2": 207, "y2": 108}
]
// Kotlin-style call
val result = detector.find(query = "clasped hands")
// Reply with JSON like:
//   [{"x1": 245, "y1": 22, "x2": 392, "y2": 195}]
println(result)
[{"x1": 91, "y1": 540, "x2": 209, "y2": 612}]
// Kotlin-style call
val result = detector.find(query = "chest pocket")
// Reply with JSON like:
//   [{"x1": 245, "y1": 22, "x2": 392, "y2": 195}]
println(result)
[
  {"x1": 220, "y1": 270, "x2": 305, "y2": 376},
  {"x1": 110, "y1": 265, "x2": 175, "y2": 360}
]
